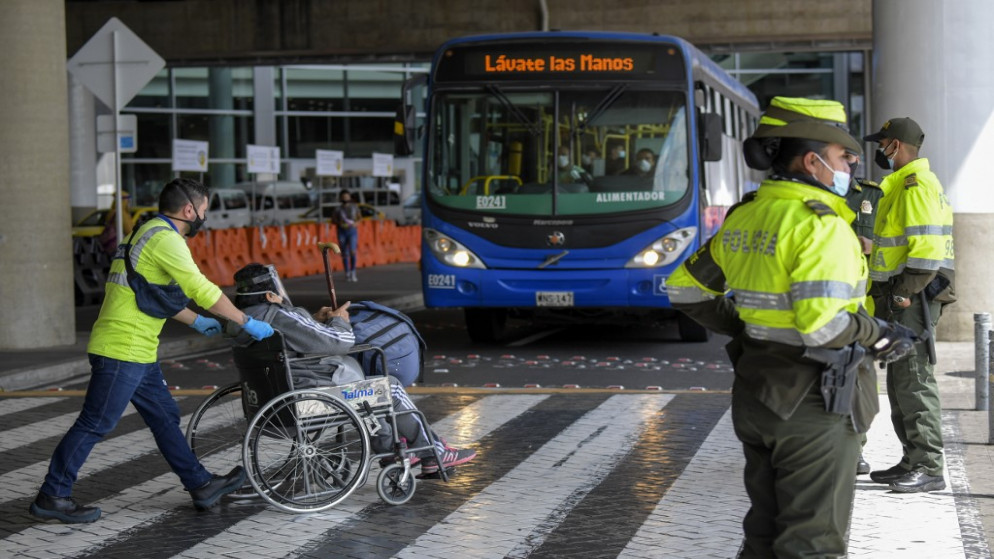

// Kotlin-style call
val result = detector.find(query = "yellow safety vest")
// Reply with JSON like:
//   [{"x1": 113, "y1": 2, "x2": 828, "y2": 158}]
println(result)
[
  {"x1": 869, "y1": 158, "x2": 954, "y2": 282},
  {"x1": 667, "y1": 179, "x2": 867, "y2": 346},
  {"x1": 87, "y1": 216, "x2": 222, "y2": 363}
]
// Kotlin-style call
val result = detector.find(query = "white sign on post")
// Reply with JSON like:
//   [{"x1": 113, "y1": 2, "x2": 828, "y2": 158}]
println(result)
[
  {"x1": 372, "y1": 152, "x2": 394, "y2": 177},
  {"x1": 247, "y1": 144, "x2": 281, "y2": 174},
  {"x1": 66, "y1": 17, "x2": 166, "y2": 112},
  {"x1": 172, "y1": 139, "x2": 210, "y2": 172},
  {"x1": 97, "y1": 114, "x2": 137, "y2": 154},
  {"x1": 67, "y1": 17, "x2": 166, "y2": 245},
  {"x1": 316, "y1": 149, "x2": 344, "y2": 176}
]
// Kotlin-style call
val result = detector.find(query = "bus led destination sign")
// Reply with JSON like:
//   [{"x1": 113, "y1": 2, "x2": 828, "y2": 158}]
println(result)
[{"x1": 483, "y1": 53, "x2": 635, "y2": 73}]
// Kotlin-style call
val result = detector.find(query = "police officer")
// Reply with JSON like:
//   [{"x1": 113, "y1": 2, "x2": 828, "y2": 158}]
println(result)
[
  {"x1": 666, "y1": 97, "x2": 915, "y2": 558},
  {"x1": 864, "y1": 117, "x2": 956, "y2": 493},
  {"x1": 842, "y1": 150, "x2": 885, "y2": 476}
]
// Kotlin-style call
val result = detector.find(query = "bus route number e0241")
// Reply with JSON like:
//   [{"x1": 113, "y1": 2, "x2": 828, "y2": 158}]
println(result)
[{"x1": 536, "y1": 291, "x2": 574, "y2": 307}]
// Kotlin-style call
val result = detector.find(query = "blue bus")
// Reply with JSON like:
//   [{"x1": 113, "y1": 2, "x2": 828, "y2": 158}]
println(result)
[{"x1": 395, "y1": 31, "x2": 760, "y2": 343}]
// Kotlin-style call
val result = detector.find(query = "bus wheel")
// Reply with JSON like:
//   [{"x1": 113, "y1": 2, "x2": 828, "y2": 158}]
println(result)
[
  {"x1": 677, "y1": 312, "x2": 711, "y2": 343},
  {"x1": 465, "y1": 308, "x2": 507, "y2": 343}
]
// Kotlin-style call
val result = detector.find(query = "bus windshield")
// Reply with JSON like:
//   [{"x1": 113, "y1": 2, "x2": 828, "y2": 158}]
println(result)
[{"x1": 427, "y1": 87, "x2": 690, "y2": 216}]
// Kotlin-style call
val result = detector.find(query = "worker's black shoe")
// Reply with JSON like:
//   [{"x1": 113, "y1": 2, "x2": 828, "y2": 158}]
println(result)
[
  {"x1": 889, "y1": 469, "x2": 946, "y2": 493},
  {"x1": 189, "y1": 466, "x2": 246, "y2": 510},
  {"x1": 869, "y1": 464, "x2": 908, "y2": 484},
  {"x1": 29, "y1": 493, "x2": 101, "y2": 524},
  {"x1": 856, "y1": 454, "x2": 871, "y2": 476}
]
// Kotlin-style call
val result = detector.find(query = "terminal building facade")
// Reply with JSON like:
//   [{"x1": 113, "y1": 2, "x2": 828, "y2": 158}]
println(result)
[{"x1": 2, "y1": 0, "x2": 992, "y2": 349}]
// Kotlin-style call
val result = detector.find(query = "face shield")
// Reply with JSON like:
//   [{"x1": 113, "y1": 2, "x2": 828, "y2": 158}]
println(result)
[{"x1": 235, "y1": 265, "x2": 291, "y2": 306}]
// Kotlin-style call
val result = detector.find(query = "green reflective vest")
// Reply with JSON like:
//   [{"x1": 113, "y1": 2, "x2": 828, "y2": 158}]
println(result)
[
  {"x1": 869, "y1": 158, "x2": 954, "y2": 282},
  {"x1": 668, "y1": 179, "x2": 867, "y2": 347}
]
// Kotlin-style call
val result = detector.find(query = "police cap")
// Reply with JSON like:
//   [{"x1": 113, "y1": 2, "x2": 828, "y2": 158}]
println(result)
[
  {"x1": 751, "y1": 97, "x2": 862, "y2": 154},
  {"x1": 863, "y1": 117, "x2": 925, "y2": 147}
]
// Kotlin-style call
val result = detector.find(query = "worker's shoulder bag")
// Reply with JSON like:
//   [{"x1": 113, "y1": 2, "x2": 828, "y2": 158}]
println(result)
[
  {"x1": 121, "y1": 225, "x2": 191, "y2": 319},
  {"x1": 348, "y1": 300, "x2": 426, "y2": 387}
]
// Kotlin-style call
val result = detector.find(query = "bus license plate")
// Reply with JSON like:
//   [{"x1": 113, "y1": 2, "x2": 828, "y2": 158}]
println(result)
[{"x1": 536, "y1": 291, "x2": 574, "y2": 307}]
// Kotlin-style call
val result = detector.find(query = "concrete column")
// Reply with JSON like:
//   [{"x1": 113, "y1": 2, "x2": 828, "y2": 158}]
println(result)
[
  {"x1": 0, "y1": 0, "x2": 74, "y2": 349},
  {"x1": 872, "y1": 0, "x2": 994, "y2": 341},
  {"x1": 209, "y1": 68, "x2": 235, "y2": 186},
  {"x1": 68, "y1": 73, "x2": 97, "y2": 222}
]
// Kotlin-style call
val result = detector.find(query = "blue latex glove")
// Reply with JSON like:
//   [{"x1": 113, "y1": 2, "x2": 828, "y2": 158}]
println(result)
[
  {"x1": 190, "y1": 315, "x2": 222, "y2": 337},
  {"x1": 242, "y1": 316, "x2": 275, "y2": 341}
]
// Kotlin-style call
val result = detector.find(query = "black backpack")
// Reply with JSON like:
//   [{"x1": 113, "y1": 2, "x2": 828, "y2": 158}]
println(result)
[{"x1": 348, "y1": 301, "x2": 426, "y2": 386}]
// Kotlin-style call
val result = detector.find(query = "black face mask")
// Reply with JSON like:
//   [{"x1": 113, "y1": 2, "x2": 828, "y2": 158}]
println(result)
[
  {"x1": 174, "y1": 188, "x2": 207, "y2": 238},
  {"x1": 874, "y1": 144, "x2": 896, "y2": 170}
]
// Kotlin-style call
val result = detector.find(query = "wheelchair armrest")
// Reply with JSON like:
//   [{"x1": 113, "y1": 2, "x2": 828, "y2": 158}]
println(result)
[{"x1": 346, "y1": 344, "x2": 390, "y2": 377}]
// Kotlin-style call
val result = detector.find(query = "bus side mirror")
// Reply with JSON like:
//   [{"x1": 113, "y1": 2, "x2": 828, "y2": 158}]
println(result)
[
  {"x1": 394, "y1": 104, "x2": 416, "y2": 156},
  {"x1": 395, "y1": 74, "x2": 427, "y2": 157},
  {"x1": 699, "y1": 112, "x2": 723, "y2": 162}
]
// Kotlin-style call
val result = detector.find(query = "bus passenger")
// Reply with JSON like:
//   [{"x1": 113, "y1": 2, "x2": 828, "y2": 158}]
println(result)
[{"x1": 624, "y1": 148, "x2": 656, "y2": 178}]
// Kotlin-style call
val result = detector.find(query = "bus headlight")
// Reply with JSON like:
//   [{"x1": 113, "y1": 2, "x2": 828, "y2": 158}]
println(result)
[
  {"x1": 626, "y1": 226, "x2": 698, "y2": 268},
  {"x1": 424, "y1": 228, "x2": 486, "y2": 269}
]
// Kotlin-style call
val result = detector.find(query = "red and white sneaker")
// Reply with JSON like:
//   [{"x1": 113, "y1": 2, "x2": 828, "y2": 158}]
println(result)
[{"x1": 421, "y1": 447, "x2": 477, "y2": 474}]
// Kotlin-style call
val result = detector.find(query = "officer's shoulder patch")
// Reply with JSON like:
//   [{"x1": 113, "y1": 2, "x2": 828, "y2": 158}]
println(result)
[
  {"x1": 857, "y1": 178, "x2": 880, "y2": 189},
  {"x1": 804, "y1": 199, "x2": 837, "y2": 217},
  {"x1": 904, "y1": 173, "x2": 919, "y2": 188}
]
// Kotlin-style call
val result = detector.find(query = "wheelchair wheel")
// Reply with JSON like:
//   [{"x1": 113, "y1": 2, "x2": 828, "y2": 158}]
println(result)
[
  {"x1": 185, "y1": 382, "x2": 256, "y2": 499},
  {"x1": 244, "y1": 390, "x2": 371, "y2": 513},
  {"x1": 377, "y1": 462, "x2": 417, "y2": 506}
]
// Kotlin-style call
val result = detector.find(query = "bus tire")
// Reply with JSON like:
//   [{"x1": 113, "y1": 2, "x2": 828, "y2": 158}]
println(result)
[
  {"x1": 464, "y1": 308, "x2": 507, "y2": 343},
  {"x1": 677, "y1": 312, "x2": 711, "y2": 343}
]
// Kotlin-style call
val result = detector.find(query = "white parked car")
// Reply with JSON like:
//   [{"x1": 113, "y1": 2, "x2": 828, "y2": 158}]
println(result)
[{"x1": 206, "y1": 188, "x2": 252, "y2": 229}]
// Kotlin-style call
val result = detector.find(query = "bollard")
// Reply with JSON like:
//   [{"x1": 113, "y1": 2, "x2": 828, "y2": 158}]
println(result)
[
  {"x1": 976, "y1": 313, "x2": 991, "y2": 412},
  {"x1": 989, "y1": 333, "x2": 994, "y2": 445}
]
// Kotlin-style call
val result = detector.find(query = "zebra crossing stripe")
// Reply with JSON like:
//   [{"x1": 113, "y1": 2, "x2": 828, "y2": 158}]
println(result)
[
  {"x1": 88, "y1": 394, "x2": 549, "y2": 559},
  {"x1": 0, "y1": 397, "x2": 67, "y2": 417},
  {"x1": 0, "y1": 406, "x2": 137, "y2": 453},
  {"x1": 396, "y1": 394, "x2": 672, "y2": 559},
  {"x1": 524, "y1": 393, "x2": 732, "y2": 558},
  {"x1": 298, "y1": 393, "x2": 615, "y2": 558},
  {"x1": 0, "y1": 405, "x2": 193, "y2": 504},
  {"x1": 619, "y1": 409, "x2": 747, "y2": 558}
]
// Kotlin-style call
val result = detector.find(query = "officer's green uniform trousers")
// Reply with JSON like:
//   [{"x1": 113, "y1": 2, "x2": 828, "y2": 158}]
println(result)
[
  {"x1": 733, "y1": 378, "x2": 860, "y2": 559},
  {"x1": 876, "y1": 293, "x2": 945, "y2": 475}
]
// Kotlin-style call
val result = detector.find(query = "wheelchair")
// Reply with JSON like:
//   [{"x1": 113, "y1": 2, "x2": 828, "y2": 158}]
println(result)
[{"x1": 184, "y1": 331, "x2": 448, "y2": 513}]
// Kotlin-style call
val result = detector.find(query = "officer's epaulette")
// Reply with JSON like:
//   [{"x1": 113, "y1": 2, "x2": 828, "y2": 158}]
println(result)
[
  {"x1": 725, "y1": 190, "x2": 758, "y2": 219},
  {"x1": 804, "y1": 199, "x2": 837, "y2": 217},
  {"x1": 857, "y1": 178, "x2": 880, "y2": 189},
  {"x1": 904, "y1": 173, "x2": 919, "y2": 188}
]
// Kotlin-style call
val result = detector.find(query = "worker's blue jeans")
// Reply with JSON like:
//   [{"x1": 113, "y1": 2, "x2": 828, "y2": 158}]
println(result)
[{"x1": 40, "y1": 354, "x2": 212, "y2": 497}]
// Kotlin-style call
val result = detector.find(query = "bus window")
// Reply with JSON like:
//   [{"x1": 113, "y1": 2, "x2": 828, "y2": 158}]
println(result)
[{"x1": 428, "y1": 88, "x2": 690, "y2": 216}]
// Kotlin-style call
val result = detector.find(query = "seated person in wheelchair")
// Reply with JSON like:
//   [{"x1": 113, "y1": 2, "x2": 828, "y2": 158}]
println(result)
[{"x1": 230, "y1": 263, "x2": 476, "y2": 474}]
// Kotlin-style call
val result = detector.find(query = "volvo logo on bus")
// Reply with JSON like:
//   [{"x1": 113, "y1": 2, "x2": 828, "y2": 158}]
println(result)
[{"x1": 547, "y1": 231, "x2": 566, "y2": 247}]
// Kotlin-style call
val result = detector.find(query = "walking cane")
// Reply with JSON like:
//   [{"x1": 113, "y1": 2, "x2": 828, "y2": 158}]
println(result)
[{"x1": 317, "y1": 242, "x2": 341, "y2": 310}]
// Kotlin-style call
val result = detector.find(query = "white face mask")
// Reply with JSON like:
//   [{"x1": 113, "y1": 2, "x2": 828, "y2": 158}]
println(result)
[
  {"x1": 581, "y1": 154, "x2": 593, "y2": 166},
  {"x1": 617, "y1": 149, "x2": 626, "y2": 159},
  {"x1": 558, "y1": 155, "x2": 570, "y2": 168},
  {"x1": 814, "y1": 153, "x2": 851, "y2": 197},
  {"x1": 637, "y1": 159, "x2": 652, "y2": 173}
]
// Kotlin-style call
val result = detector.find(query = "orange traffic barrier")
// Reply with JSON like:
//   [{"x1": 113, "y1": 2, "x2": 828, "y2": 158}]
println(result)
[
  {"x1": 356, "y1": 220, "x2": 383, "y2": 269},
  {"x1": 212, "y1": 227, "x2": 255, "y2": 286},
  {"x1": 187, "y1": 230, "x2": 222, "y2": 285}
]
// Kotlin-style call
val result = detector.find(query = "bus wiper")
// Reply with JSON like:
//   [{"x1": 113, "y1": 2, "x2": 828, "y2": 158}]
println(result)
[
  {"x1": 538, "y1": 250, "x2": 569, "y2": 269},
  {"x1": 487, "y1": 85, "x2": 541, "y2": 137},
  {"x1": 575, "y1": 84, "x2": 628, "y2": 137}
]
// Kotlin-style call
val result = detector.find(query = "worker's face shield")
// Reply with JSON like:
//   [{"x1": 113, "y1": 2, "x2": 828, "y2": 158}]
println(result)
[{"x1": 236, "y1": 265, "x2": 292, "y2": 306}]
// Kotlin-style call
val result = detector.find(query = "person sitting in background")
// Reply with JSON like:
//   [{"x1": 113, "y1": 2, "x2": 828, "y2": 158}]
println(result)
[{"x1": 230, "y1": 263, "x2": 476, "y2": 475}]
